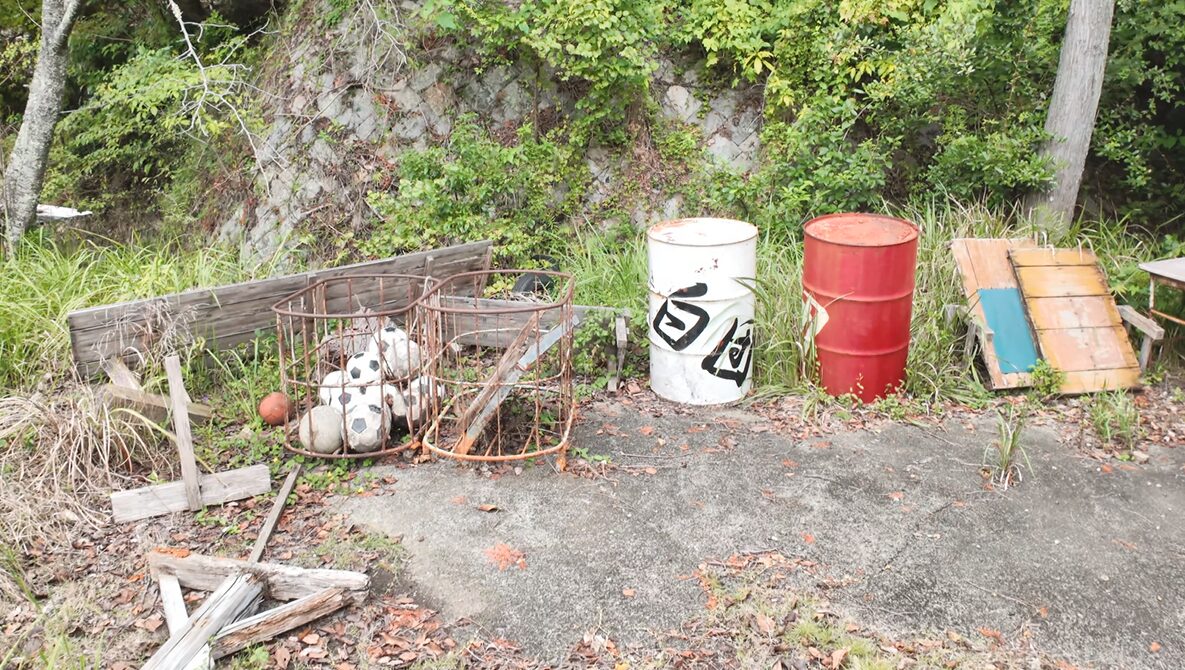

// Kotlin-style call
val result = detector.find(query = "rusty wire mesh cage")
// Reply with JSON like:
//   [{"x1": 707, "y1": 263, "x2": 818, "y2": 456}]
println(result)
[
  {"x1": 272, "y1": 274, "x2": 435, "y2": 459},
  {"x1": 417, "y1": 270, "x2": 576, "y2": 463}
]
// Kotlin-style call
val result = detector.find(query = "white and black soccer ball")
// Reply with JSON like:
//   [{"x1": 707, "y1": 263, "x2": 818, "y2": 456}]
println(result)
[
  {"x1": 345, "y1": 349, "x2": 383, "y2": 384},
  {"x1": 402, "y1": 375, "x2": 441, "y2": 426},
  {"x1": 344, "y1": 401, "x2": 390, "y2": 452},
  {"x1": 320, "y1": 372, "x2": 383, "y2": 410}
]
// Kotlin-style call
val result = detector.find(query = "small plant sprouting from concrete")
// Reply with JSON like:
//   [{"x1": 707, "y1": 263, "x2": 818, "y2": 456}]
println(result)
[
  {"x1": 1088, "y1": 390, "x2": 1142, "y2": 451},
  {"x1": 984, "y1": 403, "x2": 1030, "y2": 490}
]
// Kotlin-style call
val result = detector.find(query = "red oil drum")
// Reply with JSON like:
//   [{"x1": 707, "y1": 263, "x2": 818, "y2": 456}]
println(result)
[{"x1": 802, "y1": 213, "x2": 919, "y2": 402}]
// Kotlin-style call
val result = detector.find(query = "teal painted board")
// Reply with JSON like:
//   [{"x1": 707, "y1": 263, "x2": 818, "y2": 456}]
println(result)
[{"x1": 978, "y1": 288, "x2": 1040, "y2": 374}]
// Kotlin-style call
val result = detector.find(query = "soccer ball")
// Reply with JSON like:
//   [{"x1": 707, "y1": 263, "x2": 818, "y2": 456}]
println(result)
[
  {"x1": 344, "y1": 401, "x2": 390, "y2": 452},
  {"x1": 319, "y1": 372, "x2": 382, "y2": 409},
  {"x1": 402, "y1": 375, "x2": 441, "y2": 426},
  {"x1": 345, "y1": 349, "x2": 382, "y2": 383},
  {"x1": 371, "y1": 325, "x2": 421, "y2": 379},
  {"x1": 297, "y1": 406, "x2": 344, "y2": 454}
]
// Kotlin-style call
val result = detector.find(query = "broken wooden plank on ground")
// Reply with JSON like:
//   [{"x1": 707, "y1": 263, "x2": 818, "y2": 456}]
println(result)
[
  {"x1": 142, "y1": 573, "x2": 262, "y2": 670},
  {"x1": 147, "y1": 551, "x2": 370, "y2": 605},
  {"x1": 111, "y1": 465, "x2": 272, "y2": 523},
  {"x1": 211, "y1": 588, "x2": 348, "y2": 659},
  {"x1": 99, "y1": 383, "x2": 213, "y2": 426},
  {"x1": 102, "y1": 356, "x2": 142, "y2": 389},
  {"x1": 158, "y1": 574, "x2": 213, "y2": 670},
  {"x1": 247, "y1": 466, "x2": 300, "y2": 563}
]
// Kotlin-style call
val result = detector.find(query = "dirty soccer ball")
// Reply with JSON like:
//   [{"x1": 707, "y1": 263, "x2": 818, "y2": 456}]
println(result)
[
  {"x1": 370, "y1": 324, "x2": 408, "y2": 375},
  {"x1": 320, "y1": 372, "x2": 383, "y2": 409},
  {"x1": 297, "y1": 405, "x2": 344, "y2": 454},
  {"x1": 344, "y1": 402, "x2": 390, "y2": 452},
  {"x1": 402, "y1": 375, "x2": 441, "y2": 426},
  {"x1": 345, "y1": 349, "x2": 382, "y2": 383}
]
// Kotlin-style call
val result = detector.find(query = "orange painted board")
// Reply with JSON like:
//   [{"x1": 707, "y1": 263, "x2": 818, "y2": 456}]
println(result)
[
  {"x1": 1026, "y1": 296, "x2": 1122, "y2": 331},
  {"x1": 950, "y1": 238, "x2": 1039, "y2": 389},
  {"x1": 1014, "y1": 266, "x2": 1108, "y2": 298},
  {"x1": 1060, "y1": 368, "x2": 1141, "y2": 395},
  {"x1": 1039, "y1": 328, "x2": 1140, "y2": 372},
  {"x1": 1009, "y1": 248, "x2": 1098, "y2": 267}
]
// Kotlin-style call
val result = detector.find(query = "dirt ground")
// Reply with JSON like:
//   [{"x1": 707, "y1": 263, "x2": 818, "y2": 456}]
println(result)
[{"x1": 3, "y1": 386, "x2": 1184, "y2": 669}]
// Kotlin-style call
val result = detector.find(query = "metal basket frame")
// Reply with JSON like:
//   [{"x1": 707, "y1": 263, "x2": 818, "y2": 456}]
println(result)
[
  {"x1": 272, "y1": 273, "x2": 433, "y2": 459},
  {"x1": 416, "y1": 269, "x2": 576, "y2": 463}
]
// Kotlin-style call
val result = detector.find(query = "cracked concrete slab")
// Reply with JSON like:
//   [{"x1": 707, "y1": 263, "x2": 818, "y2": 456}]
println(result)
[{"x1": 336, "y1": 399, "x2": 1185, "y2": 668}]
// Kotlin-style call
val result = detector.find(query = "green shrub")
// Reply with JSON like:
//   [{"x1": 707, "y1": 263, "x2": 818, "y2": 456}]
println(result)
[
  {"x1": 429, "y1": 0, "x2": 661, "y2": 142},
  {"x1": 362, "y1": 116, "x2": 587, "y2": 266}
]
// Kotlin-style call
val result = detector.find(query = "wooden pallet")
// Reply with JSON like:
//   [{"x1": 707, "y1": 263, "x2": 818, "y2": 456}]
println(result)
[{"x1": 1009, "y1": 248, "x2": 1140, "y2": 394}]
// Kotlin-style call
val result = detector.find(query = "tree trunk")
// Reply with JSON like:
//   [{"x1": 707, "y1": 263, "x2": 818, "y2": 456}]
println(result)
[
  {"x1": 1, "y1": 0, "x2": 82, "y2": 251},
  {"x1": 1025, "y1": 0, "x2": 1115, "y2": 238}
]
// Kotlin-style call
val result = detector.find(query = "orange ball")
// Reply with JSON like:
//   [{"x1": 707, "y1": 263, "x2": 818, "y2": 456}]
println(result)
[{"x1": 259, "y1": 392, "x2": 295, "y2": 426}]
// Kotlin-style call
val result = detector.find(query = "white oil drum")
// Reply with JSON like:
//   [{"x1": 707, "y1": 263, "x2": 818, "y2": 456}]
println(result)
[{"x1": 647, "y1": 218, "x2": 757, "y2": 404}]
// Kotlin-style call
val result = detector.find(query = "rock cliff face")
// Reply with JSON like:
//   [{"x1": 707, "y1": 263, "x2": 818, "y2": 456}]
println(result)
[{"x1": 217, "y1": 0, "x2": 763, "y2": 264}]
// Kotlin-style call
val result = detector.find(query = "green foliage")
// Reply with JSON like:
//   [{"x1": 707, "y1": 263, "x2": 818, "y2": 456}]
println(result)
[
  {"x1": 362, "y1": 116, "x2": 586, "y2": 266},
  {"x1": 985, "y1": 402, "x2": 1030, "y2": 490},
  {"x1": 0, "y1": 232, "x2": 264, "y2": 391},
  {"x1": 1029, "y1": 359, "x2": 1064, "y2": 399},
  {"x1": 45, "y1": 25, "x2": 255, "y2": 210},
  {"x1": 1088, "y1": 390, "x2": 1142, "y2": 451},
  {"x1": 430, "y1": 0, "x2": 661, "y2": 141}
]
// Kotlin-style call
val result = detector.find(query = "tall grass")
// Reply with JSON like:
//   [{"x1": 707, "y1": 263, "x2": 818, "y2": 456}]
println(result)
[
  {"x1": 0, "y1": 233, "x2": 267, "y2": 391},
  {"x1": 563, "y1": 201, "x2": 1152, "y2": 405}
]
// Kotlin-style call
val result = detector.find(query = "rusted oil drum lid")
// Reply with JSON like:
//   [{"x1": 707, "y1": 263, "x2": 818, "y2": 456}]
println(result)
[{"x1": 803, "y1": 213, "x2": 918, "y2": 247}]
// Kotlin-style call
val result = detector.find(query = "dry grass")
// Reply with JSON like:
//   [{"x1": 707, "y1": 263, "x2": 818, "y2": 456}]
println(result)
[{"x1": 0, "y1": 385, "x2": 176, "y2": 555}]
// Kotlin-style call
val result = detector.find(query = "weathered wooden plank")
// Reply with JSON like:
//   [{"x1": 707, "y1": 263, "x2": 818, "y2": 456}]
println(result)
[
  {"x1": 111, "y1": 465, "x2": 272, "y2": 523},
  {"x1": 1026, "y1": 296, "x2": 1121, "y2": 330},
  {"x1": 100, "y1": 384, "x2": 213, "y2": 425},
  {"x1": 211, "y1": 588, "x2": 347, "y2": 660},
  {"x1": 164, "y1": 356, "x2": 202, "y2": 511},
  {"x1": 1009, "y1": 247, "x2": 1098, "y2": 267},
  {"x1": 950, "y1": 238, "x2": 1038, "y2": 389},
  {"x1": 1014, "y1": 265, "x2": 1108, "y2": 298},
  {"x1": 247, "y1": 467, "x2": 300, "y2": 564},
  {"x1": 68, "y1": 242, "x2": 493, "y2": 376},
  {"x1": 437, "y1": 296, "x2": 616, "y2": 348},
  {"x1": 142, "y1": 573, "x2": 263, "y2": 670},
  {"x1": 147, "y1": 551, "x2": 370, "y2": 605},
  {"x1": 1059, "y1": 367, "x2": 1141, "y2": 395},
  {"x1": 1040, "y1": 328, "x2": 1140, "y2": 372},
  {"x1": 158, "y1": 574, "x2": 213, "y2": 670},
  {"x1": 102, "y1": 356, "x2": 142, "y2": 389}
]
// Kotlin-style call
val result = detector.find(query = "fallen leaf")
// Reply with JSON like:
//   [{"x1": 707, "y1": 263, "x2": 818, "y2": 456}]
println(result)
[
  {"x1": 302, "y1": 632, "x2": 321, "y2": 645},
  {"x1": 781, "y1": 459, "x2": 799, "y2": 468},
  {"x1": 801, "y1": 532, "x2": 815, "y2": 544},
  {"x1": 639, "y1": 425, "x2": 656, "y2": 436},
  {"x1": 135, "y1": 616, "x2": 164, "y2": 632},
  {"x1": 1150, "y1": 641, "x2": 1162, "y2": 653},
  {"x1": 274, "y1": 645, "x2": 292, "y2": 669},
  {"x1": 755, "y1": 612, "x2": 775, "y2": 634},
  {"x1": 450, "y1": 495, "x2": 467, "y2": 505},
  {"x1": 887, "y1": 491, "x2": 905, "y2": 501},
  {"x1": 1037, "y1": 606, "x2": 1049, "y2": 618},
  {"x1": 622, "y1": 588, "x2": 636, "y2": 598},
  {"x1": 476, "y1": 504, "x2": 498, "y2": 512},
  {"x1": 154, "y1": 546, "x2": 190, "y2": 558},
  {"x1": 484, "y1": 543, "x2": 527, "y2": 571},
  {"x1": 829, "y1": 647, "x2": 848, "y2": 669},
  {"x1": 977, "y1": 627, "x2": 1004, "y2": 644},
  {"x1": 1100, "y1": 464, "x2": 1113, "y2": 474},
  {"x1": 643, "y1": 467, "x2": 658, "y2": 475}
]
